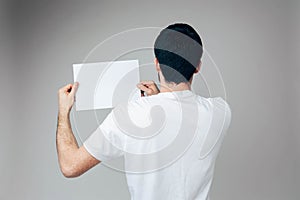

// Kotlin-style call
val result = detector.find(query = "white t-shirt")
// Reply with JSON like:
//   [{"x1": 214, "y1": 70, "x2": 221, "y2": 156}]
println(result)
[{"x1": 84, "y1": 90, "x2": 231, "y2": 200}]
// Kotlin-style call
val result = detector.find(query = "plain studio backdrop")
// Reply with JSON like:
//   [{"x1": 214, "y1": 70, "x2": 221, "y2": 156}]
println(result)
[{"x1": 0, "y1": 0, "x2": 299, "y2": 199}]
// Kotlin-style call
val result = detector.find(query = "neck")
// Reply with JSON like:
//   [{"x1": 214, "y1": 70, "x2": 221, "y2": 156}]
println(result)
[
  {"x1": 157, "y1": 71, "x2": 193, "y2": 93},
  {"x1": 159, "y1": 81, "x2": 191, "y2": 93}
]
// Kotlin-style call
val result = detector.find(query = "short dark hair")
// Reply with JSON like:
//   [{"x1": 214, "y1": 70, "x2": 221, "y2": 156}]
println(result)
[{"x1": 154, "y1": 23, "x2": 203, "y2": 84}]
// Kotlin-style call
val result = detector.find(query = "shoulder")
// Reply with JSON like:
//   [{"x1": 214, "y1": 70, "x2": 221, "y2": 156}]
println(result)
[
  {"x1": 116, "y1": 94, "x2": 163, "y2": 112},
  {"x1": 209, "y1": 97, "x2": 232, "y2": 127},
  {"x1": 112, "y1": 96, "x2": 157, "y2": 128},
  {"x1": 196, "y1": 96, "x2": 232, "y2": 125},
  {"x1": 211, "y1": 97, "x2": 231, "y2": 111},
  {"x1": 200, "y1": 96, "x2": 231, "y2": 113}
]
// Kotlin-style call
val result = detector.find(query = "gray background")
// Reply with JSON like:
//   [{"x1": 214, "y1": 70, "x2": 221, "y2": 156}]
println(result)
[{"x1": 0, "y1": 0, "x2": 299, "y2": 199}]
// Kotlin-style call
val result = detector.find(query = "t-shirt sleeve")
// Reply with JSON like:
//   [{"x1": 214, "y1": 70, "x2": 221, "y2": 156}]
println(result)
[{"x1": 83, "y1": 111, "x2": 125, "y2": 162}]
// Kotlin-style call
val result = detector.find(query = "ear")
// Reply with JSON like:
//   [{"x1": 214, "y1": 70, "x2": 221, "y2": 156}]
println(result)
[
  {"x1": 154, "y1": 58, "x2": 161, "y2": 72},
  {"x1": 194, "y1": 61, "x2": 201, "y2": 74}
]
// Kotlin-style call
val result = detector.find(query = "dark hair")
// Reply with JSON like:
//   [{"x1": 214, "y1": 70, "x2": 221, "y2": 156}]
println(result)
[{"x1": 154, "y1": 23, "x2": 203, "y2": 84}]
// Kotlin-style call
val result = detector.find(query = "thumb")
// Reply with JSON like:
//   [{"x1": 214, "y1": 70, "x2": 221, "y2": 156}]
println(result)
[{"x1": 70, "y1": 82, "x2": 79, "y2": 96}]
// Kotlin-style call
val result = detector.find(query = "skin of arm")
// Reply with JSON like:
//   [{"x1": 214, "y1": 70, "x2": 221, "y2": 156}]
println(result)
[{"x1": 56, "y1": 82, "x2": 100, "y2": 178}]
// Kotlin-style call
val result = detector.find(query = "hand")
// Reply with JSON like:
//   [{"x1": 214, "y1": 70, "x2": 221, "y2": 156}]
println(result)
[
  {"x1": 136, "y1": 80, "x2": 160, "y2": 97},
  {"x1": 58, "y1": 82, "x2": 79, "y2": 114}
]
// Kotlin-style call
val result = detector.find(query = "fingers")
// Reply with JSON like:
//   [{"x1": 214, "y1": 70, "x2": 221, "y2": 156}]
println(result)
[
  {"x1": 140, "y1": 80, "x2": 155, "y2": 86},
  {"x1": 140, "y1": 80, "x2": 159, "y2": 90},
  {"x1": 58, "y1": 84, "x2": 72, "y2": 94},
  {"x1": 137, "y1": 83, "x2": 152, "y2": 93},
  {"x1": 137, "y1": 80, "x2": 160, "y2": 96},
  {"x1": 70, "y1": 82, "x2": 79, "y2": 96},
  {"x1": 58, "y1": 82, "x2": 79, "y2": 95}
]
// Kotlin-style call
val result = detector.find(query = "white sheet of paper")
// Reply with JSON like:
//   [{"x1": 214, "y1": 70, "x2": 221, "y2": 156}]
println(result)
[{"x1": 73, "y1": 60, "x2": 140, "y2": 111}]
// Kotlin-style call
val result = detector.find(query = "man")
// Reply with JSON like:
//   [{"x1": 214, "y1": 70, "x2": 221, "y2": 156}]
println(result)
[{"x1": 56, "y1": 23, "x2": 231, "y2": 200}]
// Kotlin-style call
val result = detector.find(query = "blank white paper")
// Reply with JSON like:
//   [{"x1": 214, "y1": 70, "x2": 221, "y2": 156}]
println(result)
[{"x1": 73, "y1": 60, "x2": 140, "y2": 111}]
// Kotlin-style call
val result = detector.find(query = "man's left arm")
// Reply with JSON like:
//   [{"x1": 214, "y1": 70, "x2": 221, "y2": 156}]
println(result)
[{"x1": 56, "y1": 82, "x2": 100, "y2": 178}]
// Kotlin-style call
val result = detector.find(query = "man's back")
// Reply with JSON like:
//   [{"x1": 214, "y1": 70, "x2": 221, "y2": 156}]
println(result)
[
  {"x1": 124, "y1": 90, "x2": 231, "y2": 200},
  {"x1": 84, "y1": 90, "x2": 231, "y2": 200}
]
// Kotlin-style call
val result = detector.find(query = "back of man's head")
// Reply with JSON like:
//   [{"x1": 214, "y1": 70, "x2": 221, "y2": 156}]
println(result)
[{"x1": 154, "y1": 23, "x2": 203, "y2": 84}]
